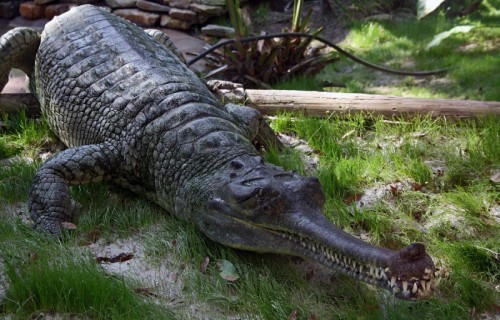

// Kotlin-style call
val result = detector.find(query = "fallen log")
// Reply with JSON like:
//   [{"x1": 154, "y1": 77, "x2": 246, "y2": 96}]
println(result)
[
  {"x1": 0, "y1": 93, "x2": 40, "y2": 117},
  {"x1": 1, "y1": 91, "x2": 499, "y2": 119},
  {"x1": 245, "y1": 90, "x2": 500, "y2": 119}
]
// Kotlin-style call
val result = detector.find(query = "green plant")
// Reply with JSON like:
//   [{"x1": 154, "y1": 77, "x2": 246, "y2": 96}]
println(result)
[{"x1": 209, "y1": 0, "x2": 336, "y2": 88}]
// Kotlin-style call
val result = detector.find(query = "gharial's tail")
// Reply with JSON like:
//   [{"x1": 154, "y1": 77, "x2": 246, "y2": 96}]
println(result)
[{"x1": 0, "y1": 27, "x2": 41, "y2": 92}]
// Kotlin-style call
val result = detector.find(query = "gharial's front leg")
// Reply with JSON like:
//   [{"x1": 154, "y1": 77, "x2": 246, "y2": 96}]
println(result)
[{"x1": 29, "y1": 143, "x2": 120, "y2": 235}]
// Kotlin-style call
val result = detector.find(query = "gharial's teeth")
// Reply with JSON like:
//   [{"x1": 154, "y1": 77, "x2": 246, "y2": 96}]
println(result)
[
  {"x1": 402, "y1": 281, "x2": 408, "y2": 293},
  {"x1": 420, "y1": 280, "x2": 426, "y2": 290},
  {"x1": 390, "y1": 276, "x2": 397, "y2": 287},
  {"x1": 434, "y1": 277, "x2": 442, "y2": 288},
  {"x1": 380, "y1": 269, "x2": 388, "y2": 280},
  {"x1": 370, "y1": 266, "x2": 375, "y2": 277},
  {"x1": 359, "y1": 265, "x2": 364, "y2": 273},
  {"x1": 426, "y1": 281, "x2": 432, "y2": 292},
  {"x1": 412, "y1": 282, "x2": 418, "y2": 294}
]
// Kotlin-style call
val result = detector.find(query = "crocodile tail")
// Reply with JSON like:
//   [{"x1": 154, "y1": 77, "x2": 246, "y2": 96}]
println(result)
[
  {"x1": 0, "y1": 27, "x2": 41, "y2": 92},
  {"x1": 144, "y1": 29, "x2": 186, "y2": 64}
]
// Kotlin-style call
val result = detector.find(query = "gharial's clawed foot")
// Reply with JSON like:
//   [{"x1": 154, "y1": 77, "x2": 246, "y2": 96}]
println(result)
[
  {"x1": 31, "y1": 215, "x2": 65, "y2": 238},
  {"x1": 206, "y1": 80, "x2": 245, "y2": 103}
]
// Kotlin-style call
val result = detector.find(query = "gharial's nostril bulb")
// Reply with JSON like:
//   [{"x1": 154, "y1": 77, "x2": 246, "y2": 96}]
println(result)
[
  {"x1": 400, "y1": 243, "x2": 426, "y2": 260},
  {"x1": 230, "y1": 159, "x2": 244, "y2": 170}
]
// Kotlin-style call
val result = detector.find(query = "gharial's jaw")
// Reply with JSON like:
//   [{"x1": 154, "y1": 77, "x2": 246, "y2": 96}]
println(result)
[
  {"x1": 197, "y1": 199, "x2": 443, "y2": 300},
  {"x1": 193, "y1": 156, "x2": 443, "y2": 300}
]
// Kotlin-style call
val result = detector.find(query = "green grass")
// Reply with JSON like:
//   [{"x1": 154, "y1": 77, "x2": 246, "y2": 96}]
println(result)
[
  {"x1": 1, "y1": 4, "x2": 499, "y2": 317},
  {"x1": 0, "y1": 220, "x2": 173, "y2": 319},
  {"x1": 0, "y1": 110, "x2": 55, "y2": 159},
  {"x1": 318, "y1": 1, "x2": 500, "y2": 101},
  {"x1": 2, "y1": 111, "x2": 498, "y2": 319}
]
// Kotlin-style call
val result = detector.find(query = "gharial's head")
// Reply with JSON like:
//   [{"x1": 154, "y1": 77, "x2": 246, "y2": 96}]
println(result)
[{"x1": 193, "y1": 155, "x2": 443, "y2": 300}]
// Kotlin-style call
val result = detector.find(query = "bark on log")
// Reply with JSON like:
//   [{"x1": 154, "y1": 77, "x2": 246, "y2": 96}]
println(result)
[
  {"x1": 245, "y1": 90, "x2": 500, "y2": 119},
  {"x1": 1, "y1": 91, "x2": 499, "y2": 119},
  {"x1": 0, "y1": 93, "x2": 40, "y2": 117}
]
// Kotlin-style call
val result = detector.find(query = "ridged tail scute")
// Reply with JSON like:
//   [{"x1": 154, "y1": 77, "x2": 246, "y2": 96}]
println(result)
[{"x1": 0, "y1": 27, "x2": 41, "y2": 91}]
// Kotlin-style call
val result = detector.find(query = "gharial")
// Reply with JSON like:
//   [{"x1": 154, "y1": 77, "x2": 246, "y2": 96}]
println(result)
[{"x1": 0, "y1": 5, "x2": 442, "y2": 300}]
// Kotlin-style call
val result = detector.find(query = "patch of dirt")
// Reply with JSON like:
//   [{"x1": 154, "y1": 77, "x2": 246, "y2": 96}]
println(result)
[
  {"x1": 278, "y1": 133, "x2": 320, "y2": 173},
  {"x1": 423, "y1": 205, "x2": 476, "y2": 239},
  {"x1": 86, "y1": 235, "x2": 183, "y2": 305},
  {"x1": 0, "y1": 259, "x2": 7, "y2": 309}
]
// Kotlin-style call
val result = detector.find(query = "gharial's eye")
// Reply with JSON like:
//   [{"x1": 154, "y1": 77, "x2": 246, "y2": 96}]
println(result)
[
  {"x1": 241, "y1": 177, "x2": 268, "y2": 186},
  {"x1": 227, "y1": 183, "x2": 260, "y2": 204}
]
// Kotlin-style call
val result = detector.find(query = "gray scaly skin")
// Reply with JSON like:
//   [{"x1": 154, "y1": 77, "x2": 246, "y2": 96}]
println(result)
[{"x1": 0, "y1": 5, "x2": 442, "y2": 300}]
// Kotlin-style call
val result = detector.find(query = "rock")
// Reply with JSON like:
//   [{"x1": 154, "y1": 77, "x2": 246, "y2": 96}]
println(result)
[
  {"x1": 169, "y1": 8, "x2": 196, "y2": 22},
  {"x1": 201, "y1": 24, "x2": 235, "y2": 37},
  {"x1": 34, "y1": 0, "x2": 56, "y2": 5},
  {"x1": 190, "y1": 3, "x2": 224, "y2": 15},
  {"x1": 160, "y1": 15, "x2": 171, "y2": 27},
  {"x1": 169, "y1": 0, "x2": 190, "y2": 9},
  {"x1": 136, "y1": 0, "x2": 170, "y2": 13},
  {"x1": 19, "y1": 1, "x2": 47, "y2": 20},
  {"x1": 195, "y1": 0, "x2": 224, "y2": 6},
  {"x1": 60, "y1": 0, "x2": 100, "y2": 3},
  {"x1": 0, "y1": 1, "x2": 24, "y2": 19},
  {"x1": 8, "y1": 15, "x2": 49, "y2": 31},
  {"x1": 160, "y1": 15, "x2": 193, "y2": 30},
  {"x1": 105, "y1": 0, "x2": 136, "y2": 8},
  {"x1": 113, "y1": 8, "x2": 160, "y2": 26},
  {"x1": 364, "y1": 13, "x2": 392, "y2": 21},
  {"x1": 45, "y1": 3, "x2": 76, "y2": 19},
  {"x1": 190, "y1": 3, "x2": 224, "y2": 23}
]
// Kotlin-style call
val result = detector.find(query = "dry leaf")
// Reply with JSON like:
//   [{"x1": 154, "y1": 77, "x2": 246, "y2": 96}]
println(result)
[
  {"x1": 134, "y1": 287, "x2": 158, "y2": 297},
  {"x1": 412, "y1": 131, "x2": 426, "y2": 138},
  {"x1": 341, "y1": 129, "x2": 355, "y2": 140},
  {"x1": 411, "y1": 182, "x2": 423, "y2": 191},
  {"x1": 289, "y1": 310, "x2": 298, "y2": 320},
  {"x1": 345, "y1": 193, "x2": 363, "y2": 204},
  {"x1": 60, "y1": 221, "x2": 77, "y2": 229},
  {"x1": 216, "y1": 259, "x2": 240, "y2": 281},
  {"x1": 490, "y1": 171, "x2": 500, "y2": 183},
  {"x1": 96, "y1": 253, "x2": 134, "y2": 263},
  {"x1": 200, "y1": 256, "x2": 210, "y2": 274},
  {"x1": 389, "y1": 184, "x2": 400, "y2": 196}
]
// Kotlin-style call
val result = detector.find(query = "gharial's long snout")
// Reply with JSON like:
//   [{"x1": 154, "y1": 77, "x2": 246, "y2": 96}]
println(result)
[{"x1": 194, "y1": 155, "x2": 444, "y2": 300}]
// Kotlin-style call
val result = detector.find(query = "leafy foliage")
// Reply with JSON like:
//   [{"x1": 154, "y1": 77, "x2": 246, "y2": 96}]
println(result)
[{"x1": 207, "y1": 0, "x2": 336, "y2": 88}]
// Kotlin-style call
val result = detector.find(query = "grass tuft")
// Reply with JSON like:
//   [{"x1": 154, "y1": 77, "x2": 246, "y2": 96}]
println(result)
[{"x1": 0, "y1": 219, "x2": 172, "y2": 319}]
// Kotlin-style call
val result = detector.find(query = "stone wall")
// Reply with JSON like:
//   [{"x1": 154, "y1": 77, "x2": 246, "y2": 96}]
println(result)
[{"x1": 0, "y1": 0, "x2": 227, "y2": 31}]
